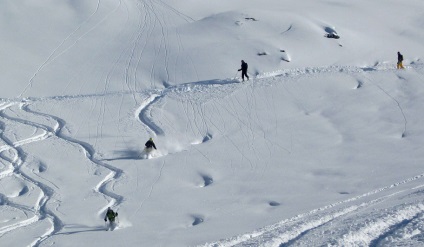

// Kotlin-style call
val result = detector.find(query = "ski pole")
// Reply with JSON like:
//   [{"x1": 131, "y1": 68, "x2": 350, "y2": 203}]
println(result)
[{"x1": 233, "y1": 71, "x2": 239, "y2": 79}]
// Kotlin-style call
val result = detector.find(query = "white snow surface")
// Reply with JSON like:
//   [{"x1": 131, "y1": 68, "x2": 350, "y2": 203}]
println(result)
[{"x1": 1, "y1": 0, "x2": 424, "y2": 246}]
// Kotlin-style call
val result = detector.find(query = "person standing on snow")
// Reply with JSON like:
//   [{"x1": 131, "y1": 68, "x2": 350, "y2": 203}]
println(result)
[
  {"x1": 238, "y1": 60, "x2": 249, "y2": 81},
  {"x1": 145, "y1": 137, "x2": 157, "y2": 151},
  {"x1": 397, "y1": 51, "x2": 405, "y2": 69}
]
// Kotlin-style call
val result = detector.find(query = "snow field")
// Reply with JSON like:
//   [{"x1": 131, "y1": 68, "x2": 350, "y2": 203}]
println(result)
[{"x1": 1, "y1": 0, "x2": 424, "y2": 246}]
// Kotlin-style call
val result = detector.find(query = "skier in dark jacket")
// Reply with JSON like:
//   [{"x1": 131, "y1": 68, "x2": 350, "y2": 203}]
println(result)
[
  {"x1": 397, "y1": 51, "x2": 404, "y2": 69},
  {"x1": 104, "y1": 207, "x2": 118, "y2": 223},
  {"x1": 145, "y1": 138, "x2": 157, "y2": 150},
  {"x1": 238, "y1": 60, "x2": 249, "y2": 81}
]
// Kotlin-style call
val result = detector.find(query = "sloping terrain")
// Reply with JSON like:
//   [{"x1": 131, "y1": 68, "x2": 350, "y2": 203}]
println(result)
[{"x1": 0, "y1": 1, "x2": 424, "y2": 246}]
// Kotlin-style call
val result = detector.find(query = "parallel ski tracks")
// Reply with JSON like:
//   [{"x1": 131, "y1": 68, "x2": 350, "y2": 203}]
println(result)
[
  {"x1": 0, "y1": 104, "x2": 62, "y2": 245},
  {"x1": 0, "y1": 101, "x2": 124, "y2": 246},
  {"x1": 201, "y1": 173, "x2": 424, "y2": 247},
  {"x1": 0, "y1": 59, "x2": 422, "y2": 246}
]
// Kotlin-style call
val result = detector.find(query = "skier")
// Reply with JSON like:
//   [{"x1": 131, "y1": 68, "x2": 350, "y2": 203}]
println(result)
[
  {"x1": 104, "y1": 207, "x2": 118, "y2": 230},
  {"x1": 145, "y1": 137, "x2": 157, "y2": 151},
  {"x1": 238, "y1": 60, "x2": 249, "y2": 82},
  {"x1": 397, "y1": 51, "x2": 405, "y2": 69}
]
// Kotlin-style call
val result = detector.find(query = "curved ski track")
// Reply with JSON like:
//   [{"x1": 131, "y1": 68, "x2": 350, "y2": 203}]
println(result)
[
  {"x1": 2, "y1": 0, "x2": 424, "y2": 244},
  {"x1": 200, "y1": 173, "x2": 424, "y2": 247},
  {"x1": 0, "y1": 62, "x2": 422, "y2": 246},
  {"x1": 0, "y1": 0, "x2": 196, "y2": 245}
]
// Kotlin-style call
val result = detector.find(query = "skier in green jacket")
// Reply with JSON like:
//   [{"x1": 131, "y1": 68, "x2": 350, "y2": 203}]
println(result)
[{"x1": 104, "y1": 207, "x2": 118, "y2": 223}]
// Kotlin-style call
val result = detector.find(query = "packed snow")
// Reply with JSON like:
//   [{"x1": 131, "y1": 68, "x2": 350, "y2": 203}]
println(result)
[{"x1": 1, "y1": 0, "x2": 424, "y2": 246}]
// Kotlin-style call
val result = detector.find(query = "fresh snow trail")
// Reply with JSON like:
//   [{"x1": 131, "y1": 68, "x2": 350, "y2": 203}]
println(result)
[
  {"x1": 135, "y1": 93, "x2": 165, "y2": 136},
  {"x1": 0, "y1": 101, "x2": 125, "y2": 246},
  {"x1": 21, "y1": 104, "x2": 125, "y2": 207},
  {"x1": 200, "y1": 173, "x2": 424, "y2": 247},
  {"x1": 17, "y1": 0, "x2": 121, "y2": 99},
  {"x1": 372, "y1": 81, "x2": 408, "y2": 138},
  {"x1": 0, "y1": 107, "x2": 63, "y2": 246},
  {"x1": 0, "y1": 62, "x2": 422, "y2": 245},
  {"x1": 131, "y1": 159, "x2": 167, "y2": 218}
]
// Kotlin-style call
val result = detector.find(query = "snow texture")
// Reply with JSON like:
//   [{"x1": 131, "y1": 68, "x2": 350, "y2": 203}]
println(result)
[{"x1": 1, "y1": 0, "x2": 424, "y2": 246}]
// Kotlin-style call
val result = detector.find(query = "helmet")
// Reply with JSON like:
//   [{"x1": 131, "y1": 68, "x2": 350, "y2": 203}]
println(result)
[{"x1": 149, "y1": 138, "x2": 153, "y2": 141}]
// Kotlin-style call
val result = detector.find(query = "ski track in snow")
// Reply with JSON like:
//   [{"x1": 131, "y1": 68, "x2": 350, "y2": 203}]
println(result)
[
  {"x1": 0, "y1": 101, "x2": 124, "y2": 246},
  {"x1": 0, "y1": 63, "x2": 423, "y2": 245},
  {"x1": 0, "y1": 104, "x2": 61, "y2": 245},
  {"x1": 135, "y1": 93, "x2": 165, "y2": 136},
  {"x1": 201, "y1": 173, "x2": 424, "y2": 247}
]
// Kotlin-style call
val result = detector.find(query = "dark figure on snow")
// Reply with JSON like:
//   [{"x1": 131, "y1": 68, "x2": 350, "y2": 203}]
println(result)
[
  {"x1": 397, "y1": 51, "x2": 404, "y2": 69},
  {"x1": 145, "y1": 137, "x2": 157, "y2": 150},
  {"x1": 238, "y1": 60, "x2": 249, "y2": 81},
  {"x1": 104, "y1": 207, "x2": 118, "y2": 223}
]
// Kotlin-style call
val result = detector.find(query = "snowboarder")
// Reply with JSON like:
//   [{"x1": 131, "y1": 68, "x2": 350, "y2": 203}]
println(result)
[
  {"x1": 145, "y1": 137, "x2": 157, "y2": 151},
  {"x1": 104, "y1": 207, "x2": 118, "y2": 230},
  {"x1": 238, "y1": 60, "x2": 249, "y2": 82},
  {"x1": 397, "y1": 51, "x2": 404, "y2": 69}
]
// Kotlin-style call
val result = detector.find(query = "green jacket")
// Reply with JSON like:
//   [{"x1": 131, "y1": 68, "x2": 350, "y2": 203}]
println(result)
[{"x1": 105, "y1": 210, "x2": 118, "y2": 222}]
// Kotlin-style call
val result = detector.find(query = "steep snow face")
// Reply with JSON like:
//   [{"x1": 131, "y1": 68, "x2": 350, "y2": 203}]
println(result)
[{"x1": 1, "y1": 0, "x2": 424, "y2": 247}]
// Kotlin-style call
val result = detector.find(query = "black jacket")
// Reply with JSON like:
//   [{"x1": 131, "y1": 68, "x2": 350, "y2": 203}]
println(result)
[
  {"x1": 104, "y1": 209, "x2": 118, "y2": 222},
  {"x1": 145, "y1": 140, "x2": 157, "y2": 149},
  {"x1": 398, "y1": 53, "x2": 403, "y2": 62},
  {"x1": 239, "y1": 61, "x2": 248, "y2": 72}
]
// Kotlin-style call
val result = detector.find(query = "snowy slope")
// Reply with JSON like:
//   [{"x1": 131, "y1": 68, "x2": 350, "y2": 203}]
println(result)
[{"x1": 1, "y1": 0, "x2": 424, "y2": 246}]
